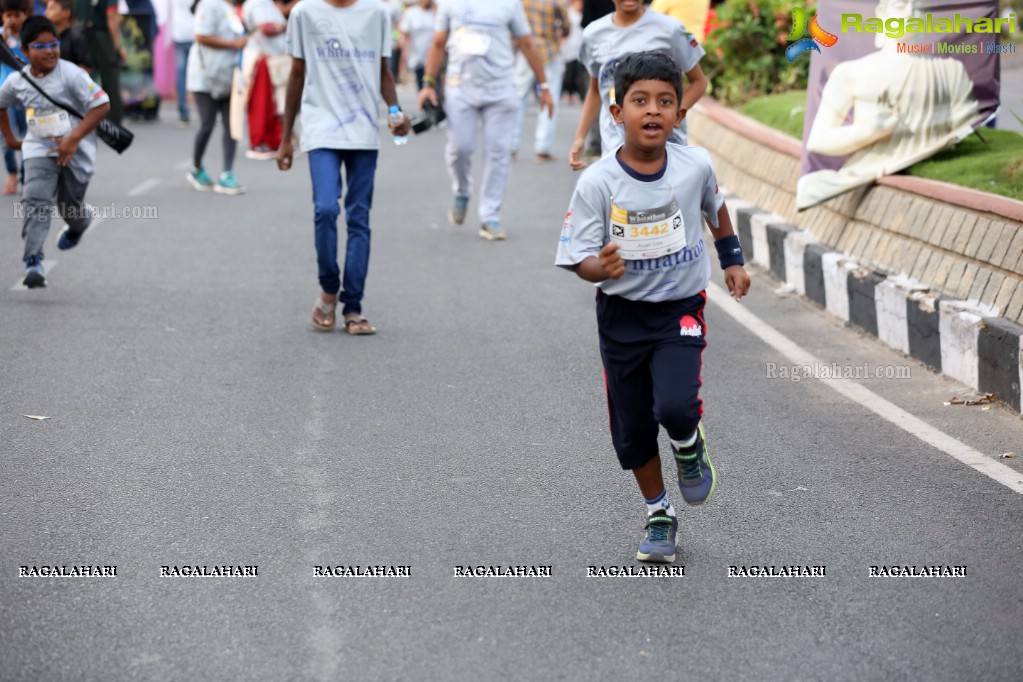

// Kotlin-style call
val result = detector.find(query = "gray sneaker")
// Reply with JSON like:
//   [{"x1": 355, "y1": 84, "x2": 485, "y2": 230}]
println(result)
[
  {"x1": 478, "y1": 221, "x2": 506, "y2": 241},
  {"x1": 675, "y1": 422, "x2": 716, "y2": 505},
  {"x1": 636, "y1": 511, "x2": 678, "y2": 563}
]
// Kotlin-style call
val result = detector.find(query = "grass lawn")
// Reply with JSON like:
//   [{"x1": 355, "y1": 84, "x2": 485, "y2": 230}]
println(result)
[{"x1": 737, "y1": 91, "x2": 1023, "y2": 202}]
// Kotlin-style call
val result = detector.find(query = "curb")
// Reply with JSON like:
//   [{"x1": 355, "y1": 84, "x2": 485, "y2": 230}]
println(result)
[{"x1": 724, "y1": 189, "x2": 1023, "y2": 415}]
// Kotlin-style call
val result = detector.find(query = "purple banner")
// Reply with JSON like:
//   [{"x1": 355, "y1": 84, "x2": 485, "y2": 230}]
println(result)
[{"x1": 797, "y1": 0, "x2": 1000, "y2": 210}]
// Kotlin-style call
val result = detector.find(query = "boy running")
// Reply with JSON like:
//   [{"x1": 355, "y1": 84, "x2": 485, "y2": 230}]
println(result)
[
  {"x1": 568, "y1": 0, "x2": 707, "y2": 170},
  {"x1": 556, "y1": 52, "x2": 750, "y2": 562},
  {"x1": 0, "y1": 15, "x2": 109, "y2": 288}
]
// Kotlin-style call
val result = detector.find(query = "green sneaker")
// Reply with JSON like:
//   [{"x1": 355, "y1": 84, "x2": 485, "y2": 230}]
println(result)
[
  {"x1": 675, "y1": 422, "x2": 716, "y2": 506},
  {"x1": 636, "y1": 511, "x2": 677, "y2": 563},
  {"x1": 214, "y1": 171, "x2": 246, "y2": 195},
  {"x1": 186, "y1": 166, "x2": 213, "y2": 192}
]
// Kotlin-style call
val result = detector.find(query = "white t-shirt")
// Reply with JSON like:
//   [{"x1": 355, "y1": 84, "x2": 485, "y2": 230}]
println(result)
[
  {"x1": 170, "y1": 0, "x2": 196, "y2": 43},
  {"x1": 556, "y1": 144, "x2": 723, "y2": 302},
  {"x1": 580, "y1": 9, "x2": 704, "y2": 153},
  {"x1": 399, "y1": 5, "x2": 435, "y2": 69},
  {"x1": 243, "y1": 0, "x2": 287, "y2": 58},
  {"x1": 286, "y1": 0, "x2": 392, "y2": 151},
  {"x1": 0, "y1": 61, "x2": 110, "y2": 182},
  {"x1": 435, "y1": 0, "x2": 531, "y2": 90},
  {"x1": 187, "y1": 0, "x2": 245, "y2": 96}
]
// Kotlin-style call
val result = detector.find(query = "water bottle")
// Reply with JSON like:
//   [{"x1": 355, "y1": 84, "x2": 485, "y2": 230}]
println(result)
[{"x1": 389, "y1": 105, "x2": 408, "y2": 146}]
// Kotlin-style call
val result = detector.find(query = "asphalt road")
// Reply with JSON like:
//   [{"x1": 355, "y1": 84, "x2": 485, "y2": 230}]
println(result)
[{"x1": 2, "y1": 93, "x2": 1022, "y2": 681}]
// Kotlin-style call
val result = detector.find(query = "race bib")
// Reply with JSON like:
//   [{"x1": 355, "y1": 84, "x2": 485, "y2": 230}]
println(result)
[
  {"x1": 26, "y1": 107, "x2": 72, "y2": 139},
  {"x1": 609, "y1": 197, "x2": 686, "y2": 260},
  {"x1": 454, "y1": 27, "x2": 491, "y2": 56}
]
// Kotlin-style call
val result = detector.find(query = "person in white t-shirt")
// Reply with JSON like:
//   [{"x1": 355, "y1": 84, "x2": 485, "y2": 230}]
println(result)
[
  {"x1": 276, "y1": 0, "x2": 411, "y2": 335},
  {"x1": 241, "y1": 0, "x2": 287, "y2": 159},
  {"x1": 417, "y1": 0, "x2": 554, "y2": 241},
  {"x1": 398, "y1": 0, "x2": 433, "y2": 90}
]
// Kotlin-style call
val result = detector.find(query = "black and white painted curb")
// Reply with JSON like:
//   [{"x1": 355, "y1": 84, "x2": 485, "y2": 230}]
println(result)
[{"x1": 723, "y1": 191, "x2": 1023, "y2": 414}]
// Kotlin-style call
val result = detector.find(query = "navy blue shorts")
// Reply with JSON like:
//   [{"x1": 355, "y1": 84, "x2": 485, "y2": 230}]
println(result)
[{"x1": 596, "y1": 290, "x2": 706, "y2": 470}]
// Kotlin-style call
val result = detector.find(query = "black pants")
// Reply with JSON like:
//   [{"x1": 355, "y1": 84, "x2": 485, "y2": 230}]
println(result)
[
  {"x1": 89, "y1": 30, "x2": 123, "y2": 124},
  {"x1": 193, "y1": 91, "x2": 236, "y2": 173},
  {"x1": 597, "y1": 290, "x2": 706, "y2": 470}
]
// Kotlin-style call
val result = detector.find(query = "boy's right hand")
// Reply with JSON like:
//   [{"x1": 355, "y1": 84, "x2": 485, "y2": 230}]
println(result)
[
  {"x1": 568, "y1": 138, "x2": 587, "y2": 171},
  {"x1": 599, "y1": 242, "x2": 625, "y2": 280},
  {"x1": 276, "y1": 139, "x2": 293, "y2": 171},
  {"x1": 418, "y1": 86, "x2": 438, "y2": 109}
]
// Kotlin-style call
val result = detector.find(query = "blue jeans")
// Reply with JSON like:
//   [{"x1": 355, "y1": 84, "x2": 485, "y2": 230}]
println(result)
[
  {"x1": 309, "y1": 148, "x2": 378, "y2": 316},
  {"x1": 175, "y1": 41, "x2": 193, "y2": 121}
]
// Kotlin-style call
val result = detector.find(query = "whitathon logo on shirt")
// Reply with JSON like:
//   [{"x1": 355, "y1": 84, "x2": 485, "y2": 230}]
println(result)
[
  {"x1": 587, "y1": 565, "x2": 684, "y2": 577},
  {"x1": 628, "y1": 238, "x2": 705, "y2": 272},
  {"x1": 609, "y1": 198, "x2": 686, "y2": 260},
  {"x1": 869, "y1": 565, "x2": 967, "y2": 577},
  {"x1": 452, "y1": 565, "x2": 552, "y2": 577},
  {"x1": 314, "y1": 565, "x2": 411, "y2": 577},
  {"x1": 314, "y1": 39, "x2": 377, "y2": 61}
]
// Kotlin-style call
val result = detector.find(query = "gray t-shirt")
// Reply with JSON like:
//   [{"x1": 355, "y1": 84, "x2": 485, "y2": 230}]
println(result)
[
  {"x1": 435, "y1": 0, "x2": 531, "y2": 90},
  {"x1": 287, "y1": 0, "x2": 392, "y2": 152},
  {"x1": 187, "y1": 0, "x2": 245, "y2": 97},
  {"x1": 399, "y1": 5, "x2": 435, "y2": 69},
  {"x1": 556, "y1": 144, "x2": 724, "y2": 302},
  {"x1": 0, "y1": 61, "x2": 110, "y2": 182},
  {"x1": 580, "y1": 9, "x2": 704, "y2": 154}
]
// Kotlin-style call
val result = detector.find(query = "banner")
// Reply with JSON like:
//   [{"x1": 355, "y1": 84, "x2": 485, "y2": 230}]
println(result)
[{"x1": 796, "y1": 0, "x2": 1001, "y2": 210}]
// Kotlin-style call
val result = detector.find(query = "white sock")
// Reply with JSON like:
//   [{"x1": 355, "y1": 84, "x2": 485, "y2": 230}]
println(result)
[
  {"x1": 644, "y1": 489, "x2": 676, "y2": 517},
  {"x1": 671, "y1": 430, "x2": 698, "y2": 451}
]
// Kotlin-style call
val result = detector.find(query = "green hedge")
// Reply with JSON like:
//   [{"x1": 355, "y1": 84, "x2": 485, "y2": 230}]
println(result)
[{"x1": 703, "y1": 0, "x2": 814, "y2": 105}]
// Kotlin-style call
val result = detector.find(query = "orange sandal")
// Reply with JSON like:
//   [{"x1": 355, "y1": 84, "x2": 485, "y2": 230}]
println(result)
[
  {"x1": 343, "y1": 314, "x2": 377, "y2": 335},
  {"x1": 310, "y1": 298, "x2": 336, "y2": 331}
]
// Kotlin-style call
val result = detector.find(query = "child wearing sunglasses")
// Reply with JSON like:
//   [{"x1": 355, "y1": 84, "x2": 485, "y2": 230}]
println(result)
[{"x1": 0, "y1": 15, "x2": 110, "y2": 288}]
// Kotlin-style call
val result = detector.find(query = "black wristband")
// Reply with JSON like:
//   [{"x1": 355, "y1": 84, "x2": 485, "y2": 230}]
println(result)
[{"x1": 715, "y1": 234, "x2": 745, "y2": 269}]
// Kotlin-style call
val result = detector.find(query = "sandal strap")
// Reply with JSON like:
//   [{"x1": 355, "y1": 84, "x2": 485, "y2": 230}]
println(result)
[{"x1": 314, "y1": 298, "x2": 337, "y2": 314}]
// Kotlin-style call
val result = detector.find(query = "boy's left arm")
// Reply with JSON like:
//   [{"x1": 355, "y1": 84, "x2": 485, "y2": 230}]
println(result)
[
  {"x1": 680, "y1": 64, "x2": 708, "y2": 114},
  {"x1": 709, "y1": 202, "x2": 751, "y2": 302}
]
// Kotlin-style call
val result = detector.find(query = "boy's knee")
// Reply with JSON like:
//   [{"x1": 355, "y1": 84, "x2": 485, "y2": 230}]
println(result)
[
  {"x1": 313, "y1": 202, "x2": 341, "y2": 222},
  {"x1": 655, "y1": 396, "x2": 702, "y2": 439}
]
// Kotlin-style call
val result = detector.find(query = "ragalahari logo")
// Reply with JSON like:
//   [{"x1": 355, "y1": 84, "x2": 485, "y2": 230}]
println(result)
[{"x1": 786, "y1": 7, "x2": 839, "y2": 61}]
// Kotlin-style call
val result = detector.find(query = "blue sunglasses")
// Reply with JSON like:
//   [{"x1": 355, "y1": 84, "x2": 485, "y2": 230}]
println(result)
[{"x1": 28, "y1": 41, "x2": 60, "y2": 51}]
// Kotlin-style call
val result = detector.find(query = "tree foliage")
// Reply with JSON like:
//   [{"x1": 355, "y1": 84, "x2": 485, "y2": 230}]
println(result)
[{"x1": 703, "y1": 0, "x2": 815, "y2": 105}]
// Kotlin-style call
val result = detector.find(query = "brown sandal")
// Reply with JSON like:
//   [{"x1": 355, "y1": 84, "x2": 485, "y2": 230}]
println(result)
[
  {"x1": 343, "y1": 314, "x2": 377, "y2": 335},
  {"x1": 310, "y1": 298, "x2": 336, "y2": 331}
]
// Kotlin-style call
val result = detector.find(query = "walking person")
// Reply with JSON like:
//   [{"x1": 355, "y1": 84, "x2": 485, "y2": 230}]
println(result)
[
  {"x1": 170, "y1": 0, "x2": 194, "y2": 125},
  {"x1": 0, "y1": 15, "x2": 110, "y2": 288},
  {"x1": 74, "y1": 0, "x2": 126, "y2": 123},
  {"x1": 511, "y1": 0, "x2": 570, "y2": 163},
  {"x1": 417, "y1": 0, "x2": 554, "y2": 241},
  {"x1": 397, "y1": 0, "x2": 433, "y2": 91},
  {"x1": 185, "y1": 0, "x2": 246, "y2": 194},
  {"x1": 276, "y1": 0, "x2": 410, "y2": 335},
  {"x1": 241, "y1": 0, "x2": 286, "y2": 159}
]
